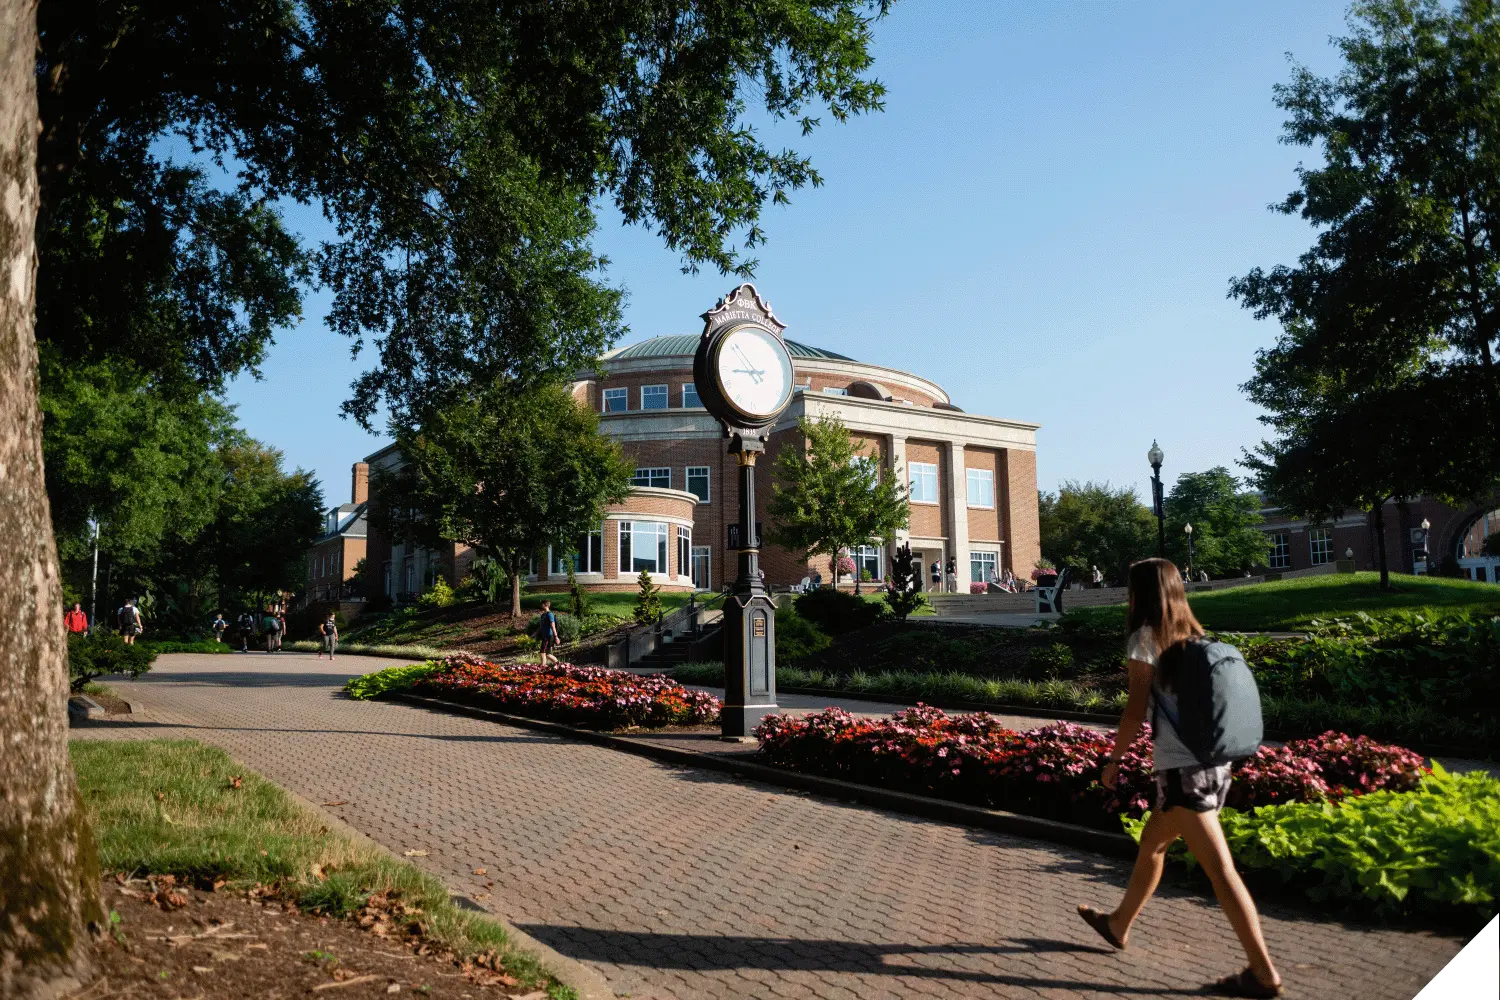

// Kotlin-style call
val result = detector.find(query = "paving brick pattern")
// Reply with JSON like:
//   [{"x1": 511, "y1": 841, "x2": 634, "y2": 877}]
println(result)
[{"x1": 74, "y1": 653, "x2": 1461, "y2": 1000}]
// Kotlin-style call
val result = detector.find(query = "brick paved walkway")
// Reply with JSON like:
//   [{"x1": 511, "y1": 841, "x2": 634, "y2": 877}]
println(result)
[{"x1": 73, "y1": 653, "x2": 1461, "y2": 1000}]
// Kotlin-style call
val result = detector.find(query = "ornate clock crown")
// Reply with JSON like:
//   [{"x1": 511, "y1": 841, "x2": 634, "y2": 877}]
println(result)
[{"x1": 699, "y1": 283, "x2": 787, "y2": 339}]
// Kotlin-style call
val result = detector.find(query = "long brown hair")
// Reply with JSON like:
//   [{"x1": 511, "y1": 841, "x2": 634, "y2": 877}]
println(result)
[{"x1": 1126, "y1": 558, "x2": 1203, "y2": 665}]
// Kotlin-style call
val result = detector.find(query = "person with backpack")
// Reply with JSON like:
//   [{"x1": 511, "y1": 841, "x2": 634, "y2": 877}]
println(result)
[
  {"x1": 317, "y1": 614, "x2": 338, "y2": 660},
  {"x1": 535, "y1": 599, "x2": 561, "y2": 666},
  {"x1": 236, "y1": 611, "x2": 256, "y2": 652},
  {"x1": 1076, "y1": 557, "x2": 1281, "y2": 998},
  {"x1": 64, "y1": 602, "x2": 89, "y2": 635},
  {"x1": 117, "y1": 598, "x2": 143, "y2": 645},
  {"x1": 211, "y1": 611, "x2": 229, "y2": 643},
  {"x1": 261, "y1": 607, "x2": 282, "y2": 653}
]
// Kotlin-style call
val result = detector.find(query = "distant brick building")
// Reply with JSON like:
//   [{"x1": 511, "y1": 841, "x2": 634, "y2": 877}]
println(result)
[
  {"x1": 306, "y1": 463, "x2": 369, "y2": 601},
  {"x1": 355, "y1": 333, "x2": 1042, "y2": 601},
  {"x1": 1257, "y1": 495, "x2": 1500, "y2": 582}
]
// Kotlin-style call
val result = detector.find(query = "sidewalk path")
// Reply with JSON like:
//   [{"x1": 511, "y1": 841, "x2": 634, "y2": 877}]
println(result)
[{"x1": 74, "y1": 653, "x2": 1463, "y2": 1000}]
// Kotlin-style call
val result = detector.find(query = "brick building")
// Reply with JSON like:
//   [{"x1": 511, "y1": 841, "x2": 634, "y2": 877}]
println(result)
[
  {"x1": 1258, "y1": 494, "x2": 1500, "y2": 582},
  {"x1": 306, "y1": 463, "x2": 369, "y2": 601},
  {"x1": 357, "y1": 333, "x2": 1042, "y2": 601}
]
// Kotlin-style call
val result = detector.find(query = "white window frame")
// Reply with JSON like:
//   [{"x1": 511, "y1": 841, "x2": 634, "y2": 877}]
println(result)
[
  {"x1": 690, "y1": 545, "x2": 712, "y2": 590},
  {"x1": 966, "y1": 467, "x2": 995, "y2": 509},
  {"x1": 909, "y1": 461, "x2": 939, "y2": 504},
  {"x1": 686, "y1": 466, "x2": 710, "y2": 504},
  {"x1": 603, "y1": 387, "x2": 628, "y2": 413},
  {"x1": 682, "y1": 383, "x2": 702, "y2": 408},
  {"x1": 641, "y1": 384, "x2": 669, "y2": 410},
  {"x1": 677, "y1": 525, "x2": 691, "y2": 578},
  {"x1": 970, "y1": 550, "x2": 998, "y2": 585},
  {"x1": 1309, "y1": 527, "x2": 1333, "y2": 566},
  {"x1": 822, "y1": 386, "x2": 848, "y2": 396},
  {"x1": 853, "y1": 544, "x2": 882, "y2": 583},
  {"x1": 632, "y1": 467, "x2": 671, "y2": 489},
  {"x1": 618, "y1": 520, "x2": 670, "y2": 576},
  {"x1": 1268, "y1": 533, "x2": 1290, "y2": 570}
]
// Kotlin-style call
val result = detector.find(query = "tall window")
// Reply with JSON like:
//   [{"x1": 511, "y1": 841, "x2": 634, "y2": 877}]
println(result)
[
  {"x1": 603, "y1": 387, "x2": 628, "y2": 412},
  {"x1": 909, "y1": 461, "x2": 939, "y2": 503},
  {"x1": 970, "y1": 550, "x2": 998, "y2": 584},
  {"x1": 551, "y1": 528, "x2": 603, "y2": 575},
  {"x1": 618, "y1": 521, "x2": 670, "y2": 574},
  {"x1": 853, "y1": 545, "x2": 882, "y2": 582},
  {"x1": 966, "y1": 468, "x2": 995, "y2": 508},
  {"x1": 822, "y1": 386, "x2": 848, "y2": 396},
  {"x1": 682, "y1": 383, "x2": 701, "y2": 408},
  {"x1": 1309, "y1": 527, "x2": 1333, "y2": 565},
  {"x1": 677, "y1": 526, "x2": 691, "y2": 577},
  {"x1": 686, "y1": 466, "x2": 710, "y2": 503},
  {"x1": 1268, "y1": 533, "x2": 1290, "y2": 569},
  {"x1": 641, "y1": 384, "x2": 669, "y2": 410},
  {"x1": 632, "y1": 467, "x2": 671, "y2": 488},
  {"x1": 690, "y1": 546, "x2": 711, "y2": 590}
]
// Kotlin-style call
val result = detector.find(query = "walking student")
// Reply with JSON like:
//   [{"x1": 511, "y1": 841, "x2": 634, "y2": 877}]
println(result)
[
  {"x1": 236, "y1": 611, "x2": 256, "y2": 652},
  {"x1": 117, "y1": 597, "x2": 144, "y2": 645},
  {"x1": 317, "y1": 614, "x2": 338, "y2": 660},
  {"x1": 64, "y1": 602, "x2": 89, "y2": 635},
  {"x1": 535, "y1": 599, "x2": 561, "y2": 666},
  {"x1": 211, "y1": 611, "x2": 229, "y2": 643},
  {"x1": 261, "y1": 607, "x2": 282, "y2": 653},
  {"x1": 1077, "y1": 557, "x2": 1281, "y2": 997}
]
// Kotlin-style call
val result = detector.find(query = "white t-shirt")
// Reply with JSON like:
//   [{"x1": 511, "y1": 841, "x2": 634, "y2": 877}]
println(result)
[{"x1": 1126, "y1": 625, "x2": 1202, "y2": 772}]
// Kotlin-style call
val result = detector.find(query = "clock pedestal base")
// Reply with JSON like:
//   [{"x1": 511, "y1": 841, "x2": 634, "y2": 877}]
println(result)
[{"x1": 721, "y1": 447, "x2": 778, "y2": 738}]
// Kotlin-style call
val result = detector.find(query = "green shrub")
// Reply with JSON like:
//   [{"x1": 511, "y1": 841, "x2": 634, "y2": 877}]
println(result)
[
  {"x1": 527, "y1": 611, "x2": 581, "y2": 644},
  {"x1": 140, "y1": 640, "x2": 230, "y2": 655},
  {"x1": 343, "y1": 661, "x2": 442, "y2": 699},
  {"x1": 774, "y1": 604, "x2": 832, "y2": 664},
  {"x1": 580, "y1": 613, "x2": 628, "y2": 638},
  {"x1": 634, "y1": 569, "x2": 662, "y2": 624},
  {"x1": 416, "y1": 577, "x2": 457, "y2": 609},
  {"x1": 1026, "y1": 642, "x2": 1074, "y2": 679},
  {"x1": 67, "y1": 632, "x2": 156, "y2": 691},
  {"x1": 1125, "y1": 764, "x2": 1500, "y2": 924},
  {"x1": 795, "y1": 588, "x2": 885, "y2": 635}
]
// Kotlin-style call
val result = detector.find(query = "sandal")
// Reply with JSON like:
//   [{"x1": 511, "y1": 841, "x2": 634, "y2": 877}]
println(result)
[
  {"x1": 1076, "y1": 905, "x2": 1126, "y2": 950},
  {"x1": 1211, "y1": 968, "x2": 1283, "y2": 998}
]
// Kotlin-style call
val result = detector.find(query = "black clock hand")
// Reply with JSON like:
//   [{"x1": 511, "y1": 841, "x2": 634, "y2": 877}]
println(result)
[{"x1": 731, "y1": 344, "x2": 765, "y2": 383}]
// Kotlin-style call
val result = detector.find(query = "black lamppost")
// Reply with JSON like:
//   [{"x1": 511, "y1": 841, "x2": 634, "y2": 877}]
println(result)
[
  {"x1": 1148, "y1": 440, "x2": 1166, "y2": 557},
  {"x1": 1184, "y1": 522, "x2": 1194, "y2": 578},
  {"x1": 1417, "y1": 518, "x2": 1432, "y2": 573}
]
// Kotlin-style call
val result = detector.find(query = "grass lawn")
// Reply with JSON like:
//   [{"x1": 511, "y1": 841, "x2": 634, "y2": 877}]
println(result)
[
  {"x1": 518, "y1": 590, "x2": 694, "y2": 615},
  {"x1": 71, "y1": 739, "x2": 570, "y2": 995},
  {"x1": 1067, "y1": 572, "x2": 1500, "y2": 632}
]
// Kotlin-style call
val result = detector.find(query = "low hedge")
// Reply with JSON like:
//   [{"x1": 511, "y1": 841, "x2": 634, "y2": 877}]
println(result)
[
  {"x1": 68, "y1": 632, "x2": 156, "y2": 691},
  {"x1": 754, "y1": 705, "x2": 1428, "y2": 832},
  {"x1": 1125, "y1": 763, "x2": 1500, "y2": 925},
  {"x1": 140, "y1": 639, "x2": 231, "y2": 654},
  {"x1": 346, "y1": 653, "x2": 721, "y2": 730}
]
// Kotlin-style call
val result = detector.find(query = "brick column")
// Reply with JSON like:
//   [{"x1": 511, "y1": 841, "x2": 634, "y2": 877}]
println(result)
[
  {"x1": 1003, "y1": 448, "x2": 1040, "y2": 577},
  {"x1": 889, "y1": 434, "x2": 908, "y2": 546},
  {"x1": 948, "y1": 441, "x2": 970, "y2": 592}
]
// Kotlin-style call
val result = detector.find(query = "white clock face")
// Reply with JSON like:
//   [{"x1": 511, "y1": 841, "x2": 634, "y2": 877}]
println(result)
[{"x1": 715, "y1": 325, "x2": 794, "y2": 419}]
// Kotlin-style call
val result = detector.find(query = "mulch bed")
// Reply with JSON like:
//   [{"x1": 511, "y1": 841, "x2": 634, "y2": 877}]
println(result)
[
  {"x1": 87, "y1": 691, "x2": 134, "y2": 715},
  {"x1": 87, "y1": 875, "x2": 548, "y2": 999}
]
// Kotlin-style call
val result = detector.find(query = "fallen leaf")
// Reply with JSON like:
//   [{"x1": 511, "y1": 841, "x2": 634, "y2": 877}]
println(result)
[
  {"x1": 155, "y1": 791, "x2": 165, "y2": 802},
  {"x1": 402, "y1": 850, "x2": 428, "y2": 858},
  {"x1": 471, "y1": 867, "x2": 486, "y2": 876},
  {"x1": 312, "y1": 974, "x2": 381, "y2": 991},
  {"x1": 311, "y1": 864, "x2": 328, "y2": 882},
  {"x1": 482, "y1": 881, "x2": 493, "y2": 889},
  {"x1": 227, "y1": 776, "x2": 243, "y2": 789},
  {"x1": 472, "y1": 893, "x2": 489, "y2": 901}
]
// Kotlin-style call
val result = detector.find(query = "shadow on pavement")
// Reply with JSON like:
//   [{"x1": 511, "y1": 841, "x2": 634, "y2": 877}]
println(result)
[
  {"x1": 511, "y1": 925, "x2": 1209, "y2": 994},
  {"x1": 124, "y1": 671, "x2": 361, "y2": 688},
  {"x1": 68, "y1": 718, "x2": 561, "y2": 744}
]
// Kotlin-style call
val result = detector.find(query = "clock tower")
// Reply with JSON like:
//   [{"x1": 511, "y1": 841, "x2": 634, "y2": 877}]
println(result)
[{"x1": 692, "y1": 285, "x2": 794, "y2": 737}]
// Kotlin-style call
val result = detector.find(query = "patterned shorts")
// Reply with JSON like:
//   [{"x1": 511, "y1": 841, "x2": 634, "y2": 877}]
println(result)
[{"x1": 1154, "y1": 763, "x2": 1233, "y2": 813}]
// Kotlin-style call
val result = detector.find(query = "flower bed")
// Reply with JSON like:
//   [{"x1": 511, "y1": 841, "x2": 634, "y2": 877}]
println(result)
[
  {"x1": 754, "y1": 705, "x2": 1427, "y2": 832},
  {"x1": 367, "y1": 654, "x2": 721, "y2": 730}
]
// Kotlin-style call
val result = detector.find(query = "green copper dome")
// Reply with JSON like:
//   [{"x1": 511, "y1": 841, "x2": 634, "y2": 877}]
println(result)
[{"x1": 605, "y1": 334, "x2": 854, "y2": 362}]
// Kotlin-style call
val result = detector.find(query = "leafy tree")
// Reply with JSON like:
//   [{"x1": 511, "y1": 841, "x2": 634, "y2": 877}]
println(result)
[
  {"x1": 1163, "y1": 468, "x2": 1268, "y2": 578},
  {"x1": 1038, "y1": 481, "x2": 1155, "y2": 585},
  {"x1": 1231, "y1": 0, "x2": 1500, "y2": 533},
  {"x1": 374, "y1": 382, "x2": 632, "y2": 616},
  {"x1": 39, "y1": 2, "x2": 892, "y2": 425},
  {"x1": 767, "y1": 417, "x2": 909, "y2": 592},
  {"x1": 207, "y1": 438, "x2": 324, "y2": 609},
  {"x1": 884, "y1": 541, "x2": 926, "y2": 620},
  {"x1": 633, "y1": 569, "x2": 662, "y2": 625}
]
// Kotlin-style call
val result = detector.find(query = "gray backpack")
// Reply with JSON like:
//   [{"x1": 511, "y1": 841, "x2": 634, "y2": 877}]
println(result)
[{"x1": 1153, "y1": 638, "x2": 1263, "y2": 765}]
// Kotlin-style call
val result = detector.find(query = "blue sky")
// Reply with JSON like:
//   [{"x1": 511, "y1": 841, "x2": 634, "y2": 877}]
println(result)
[{"x1": 224, "y1": 1, "x2": 1351, "y2": 508}]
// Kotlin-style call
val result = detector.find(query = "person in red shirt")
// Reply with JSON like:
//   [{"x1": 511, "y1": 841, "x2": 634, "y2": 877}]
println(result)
[{"x1": 64, "y1": 602, "x2": 88, "y2": 634}]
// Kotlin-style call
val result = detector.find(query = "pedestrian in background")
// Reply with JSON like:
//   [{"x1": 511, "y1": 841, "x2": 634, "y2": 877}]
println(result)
[
  {"x1": 262, "y1": 607, "x2": 282, "y2": 653},
  {"x1": 535, "y1": 599, "x2": 561, "y2": 666},
  {"x1": 317, "y1": 614, "x2": 338, "y2": 660},
  {"x1": 236, "y1": 611, "x2": 256, "y2": 652},
  {"x1": 930, "y1": 561, "x2": 942, "y2": 591},
  {"x1": 1076, "y1": 558, "x2": 1281, "y2": 998},
  {"x1": 117, "y1": 598, "x2": 144, "y2": 645},
  {"x1": 64, "y1": 602, "x2": 88, "y2": 635},
  {"x1": 211, "y1": 611, "x2": 229, "y2": 643}
]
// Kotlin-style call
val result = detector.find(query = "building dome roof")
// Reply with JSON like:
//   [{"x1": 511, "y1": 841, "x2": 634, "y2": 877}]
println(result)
[{"x1": 605, "y1": 333, "x2": 854, "y2": 362}]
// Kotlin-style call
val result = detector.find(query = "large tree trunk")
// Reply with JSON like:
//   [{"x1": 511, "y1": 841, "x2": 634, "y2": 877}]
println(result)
[
  {"x1": 1373, "y1": 499, "x2": 1391, "y2": 590},
  {"x1": 0, "y1": 1, "x2": 103, "y2": 993},
  {"x1": 508, "y1": 555, "x2": 522, "y2": 617}
]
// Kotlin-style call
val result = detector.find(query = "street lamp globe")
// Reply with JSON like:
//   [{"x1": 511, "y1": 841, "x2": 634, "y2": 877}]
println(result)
[
  {"x1": 1344, "y1": 547, "x2": 1354, "y2": 559},
  {"x1": 1184, "y1": 523, "x2": 1193, "y2": 535},
  {"x1": 1421, "y1": 518, "x2": 1431, "y2": 531},
  {"x1": 1147, "y1": 440, "x2": 1164, "y2": 468}
]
